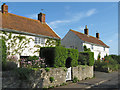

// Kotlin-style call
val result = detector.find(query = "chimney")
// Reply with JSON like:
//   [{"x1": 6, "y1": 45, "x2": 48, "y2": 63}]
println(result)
[
  {"x1": 38, "y1": 12, "x2": 45, "y2": 23},
  {"x1": 1, "y1": 3, "x2": 8, "y2": 14},
  {"x1": 84, "y1": 25, "x2": 88, "y2": 35},
  {"x1": 96, "y1": 33, "x2": 99, "y2": 39}
]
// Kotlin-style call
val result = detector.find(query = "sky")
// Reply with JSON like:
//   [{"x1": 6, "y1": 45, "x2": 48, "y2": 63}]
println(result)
[{"x1": 0, "y1": 2, "x2": 118, "y2": 55}]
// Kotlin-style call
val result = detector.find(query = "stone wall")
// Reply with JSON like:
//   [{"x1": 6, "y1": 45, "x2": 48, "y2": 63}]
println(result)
[
  {"x1": 2, "y1": 66, "x2": 93, "y2": 88},
  {"x1": 72, "y1": 66, "x2": 93, "y2": 80}
]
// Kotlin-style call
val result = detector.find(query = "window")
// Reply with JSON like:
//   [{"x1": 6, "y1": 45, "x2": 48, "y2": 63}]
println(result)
[
  {"x1": 91, "y1": 45, "x2": 93, "y2": 49},
  {"x1": 35, "y1": 37, "x2": 41, "y2": 44},
  {"x1": 104, "y1": 47, "x2": 105, "y2": 51},
  {"x1": 41, "y1": 38, "x2": 45, "y2": 44},
  {"x1": 35, "y1": 37, "x2": 38, "y2": 44}
]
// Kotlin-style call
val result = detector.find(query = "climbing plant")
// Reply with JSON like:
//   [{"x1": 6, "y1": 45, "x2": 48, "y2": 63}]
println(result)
[
  {"x1": 1, "y1": 31, "x2": 34, "y2": 56},
  {"x1": 45, "y1": 38, "x2": 61, "y2": 47}
]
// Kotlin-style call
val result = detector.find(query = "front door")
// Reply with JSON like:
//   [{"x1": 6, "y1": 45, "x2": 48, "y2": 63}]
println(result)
[{"x1": 66, "y1": 67, "x2": 71, "y2": 81}]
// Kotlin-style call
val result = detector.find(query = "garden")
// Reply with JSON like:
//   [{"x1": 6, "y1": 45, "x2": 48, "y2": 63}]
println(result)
[{"x1": 94, "y1": 54, "x2": 120, "y2": 73}]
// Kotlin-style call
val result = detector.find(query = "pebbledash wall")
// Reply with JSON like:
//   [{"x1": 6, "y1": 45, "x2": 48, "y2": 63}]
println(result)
[{"x1": 2, "y1": 66, "x2": 93, "y2": 88}]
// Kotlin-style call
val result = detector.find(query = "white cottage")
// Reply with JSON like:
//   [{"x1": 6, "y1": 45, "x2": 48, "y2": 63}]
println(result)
[
  {"x1": 0, "y1": 3, "x2": 60, "y2": 60},
  {"x1": 61, "y1": 25, "x2": 109, "y2": 60}
]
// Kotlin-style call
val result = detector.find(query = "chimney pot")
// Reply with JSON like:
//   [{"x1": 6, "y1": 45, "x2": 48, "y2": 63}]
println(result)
[
  {"x1": 84, "y1": 25, "x2": 89, "y2": 35},
  {"x1": 96, "y1": 33, "x2": 99, "y2": 39},
  {"x1": 38, "y1": 12, "x2": 46, "y2": 23},
  {"x1": 1, "y1": 3, "x2": 8, "y2": 14}
]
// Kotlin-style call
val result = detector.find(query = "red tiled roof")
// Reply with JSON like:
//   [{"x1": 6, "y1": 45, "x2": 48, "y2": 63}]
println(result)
[
  {"x1": 1, "y1": 12, "x2": 60, "y2": 39},
  {"x1": 70, "y1": 29, "x2": 109, "y2": 48}
]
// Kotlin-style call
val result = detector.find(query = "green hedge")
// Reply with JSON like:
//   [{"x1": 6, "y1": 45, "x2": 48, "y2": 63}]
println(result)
[
  {"x1": 0, "y1": 39, "x2": 7, "y2": 65},
  {"x1": 78, "y1": 51, "x2": 94, "y2": 66},
  {"x1": 40, "y1": 46, "x2": 79, "y2": 67}
]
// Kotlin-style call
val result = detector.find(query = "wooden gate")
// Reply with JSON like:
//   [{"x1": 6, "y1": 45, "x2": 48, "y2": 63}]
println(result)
[{"x1": 66, "y1": 67, "x2": 72, "y2": 81}]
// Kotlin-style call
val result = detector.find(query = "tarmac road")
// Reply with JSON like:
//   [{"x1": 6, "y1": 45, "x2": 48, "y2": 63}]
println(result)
[{"x1": 53, "y1": 70, "x2": 119, "y2": 89}]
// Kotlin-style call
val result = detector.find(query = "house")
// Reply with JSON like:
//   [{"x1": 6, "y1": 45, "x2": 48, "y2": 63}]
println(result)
[
  {"x1": 0, "y1": 3, "x2": 60, "y2": 61},
  {"x1": 61, "y1": 25, "x2": 109, "y2": 60}
]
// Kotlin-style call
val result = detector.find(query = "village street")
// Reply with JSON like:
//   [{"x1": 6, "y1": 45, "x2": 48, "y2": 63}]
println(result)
[{"x1": 53, "y1": 70, "x2": 119, "y2": 89}]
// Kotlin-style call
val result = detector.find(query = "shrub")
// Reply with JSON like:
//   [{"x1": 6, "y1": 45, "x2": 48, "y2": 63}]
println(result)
[
  {"x1": 78, "y1": 51, "x2": 94, "y2": 66},
  {"x1": 14, "y1": 68, "x2": 33, "y2": 81},
  {"x1": 109, "y1": 55, "x2": 120, "y2": 64},
  {"x1": 94, "y1": 56, "x2": 119, "y2": 72},
  {"x1": 49, "y1": 77, "x2": 55, "y2": 83},
  {"x1": 45, "y1": 67, "x2": 50, "y2": 72},
  {"x1": 73, "y1": 76, "x2": 79, "y2": 83},
  {"x1": 20, "y1": 57, "x2": 46, "y2": 68},
  {"x1": 0, "y1": 39, "x2": 7, "y2": 65},
  {"x1": 2, "y1": 61, "x2": 17, "y2": 71},
  {"x1": 40, "y1": 46, "x2": 79, "y2": 67}
]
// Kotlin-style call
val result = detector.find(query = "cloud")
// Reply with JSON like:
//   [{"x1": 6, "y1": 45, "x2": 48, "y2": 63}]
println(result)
[
  {"x1": 48, "y1": 9, "x2": 96, "y2": 28},
  {"x1": 27, "y1": 13, "x2": 38, "y2": 19},
  {"x1": 86, "y1": 9, "x2": 96, "y2": 16}
]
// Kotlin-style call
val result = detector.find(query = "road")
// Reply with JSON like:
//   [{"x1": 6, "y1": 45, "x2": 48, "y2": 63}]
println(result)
[{"x1": 53, "y1": 70, "x2": 119, "y2": 89}]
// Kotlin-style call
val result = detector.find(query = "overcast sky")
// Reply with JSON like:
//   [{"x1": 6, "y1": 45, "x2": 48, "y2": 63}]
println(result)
[{"x1": 1, "y1": 2, "x2": 118, "y2": 55}]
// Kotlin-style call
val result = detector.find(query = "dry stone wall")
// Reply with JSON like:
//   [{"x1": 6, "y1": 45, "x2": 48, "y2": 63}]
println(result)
[{"x1": 2, "y1": 66, "x2": 93, "y2": 88}]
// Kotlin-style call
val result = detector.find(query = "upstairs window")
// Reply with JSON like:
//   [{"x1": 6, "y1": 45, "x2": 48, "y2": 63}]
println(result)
[
  {"x1": 41, "y1": 38, "x2": 45, "y2": 44},
  {"x1": 104, "y1": 47, "x2": 105, "y2": 51},
  {"x1": 35, "y1": 37, "x2": 45, "y2": 44}
]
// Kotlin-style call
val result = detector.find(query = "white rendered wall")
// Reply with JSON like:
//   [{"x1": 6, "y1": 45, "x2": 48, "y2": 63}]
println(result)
[{"x1": 83, "y1": 42, "x2": 109, "y2": 60}]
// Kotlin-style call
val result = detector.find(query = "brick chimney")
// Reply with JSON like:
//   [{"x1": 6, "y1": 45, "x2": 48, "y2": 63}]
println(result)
[
  {"x1": 84, "y1": 25, "x2": 89, "y2": 35},
  {"x1": 1, "y1": 3, "x2": 8, "y2": 14},
  {"x1": 96, "y1": 33, "x2": 99, "y2": 39},
  {"x1": 38, "y1": 12, "x2": 45, "y2": 24}
]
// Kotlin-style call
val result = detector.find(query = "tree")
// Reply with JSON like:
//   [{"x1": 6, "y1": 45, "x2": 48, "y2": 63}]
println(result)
[{"x1": 84, "y1": 45, "x2": 91, "y2": 51}]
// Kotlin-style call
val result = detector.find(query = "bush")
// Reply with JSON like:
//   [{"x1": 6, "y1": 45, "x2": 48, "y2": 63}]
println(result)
[
  {"x1": 49, "y1": 77, "x2": 54, "y2": 83},
  {"x1": 94, "y1": 56, "x2": 119, "y2": 72},
  {"x1": 0, "y1": 39, "x2": 7, "y2": 65},
  {"x1": 109, "y1": 55, "x2": 120, "y2": 64},
  {"x1": 45, "y1": 67, "x2": 50, "y2": 72},
  {"x1": 40, "y1": 46, "x2": 79, "y2": 67},
  {"x1": 78, "y1": 51, "x2": 94, "y2": 66},
  {"x1": 73, "y1": 76, "x2": 79, "y2": 83},
  {"x1": 2, "y1": 61, "x2": 17, "y2": 71},
  {"x1": 14, "y1": 68, "x2": 33, "y2": 81}
]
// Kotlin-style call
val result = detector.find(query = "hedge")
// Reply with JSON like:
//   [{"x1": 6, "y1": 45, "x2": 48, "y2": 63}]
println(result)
[
  {"x1": 78, "y1": 51, "x2": 94, "y2": 66},
  {"x1": 0, "y1": 39, "x2": 7, "y2": 65},
  {"x1": 40, "y1": 46, "x2": 79, "y2": 67}
]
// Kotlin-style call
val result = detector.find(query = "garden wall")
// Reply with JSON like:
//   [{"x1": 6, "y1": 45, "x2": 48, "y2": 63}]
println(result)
[
  {"x1": 72, "y1": 66, "x2": 93, "y2": 80},
  {"x1": 2, "y1": 66, "x2": 93, "y2": 88}
]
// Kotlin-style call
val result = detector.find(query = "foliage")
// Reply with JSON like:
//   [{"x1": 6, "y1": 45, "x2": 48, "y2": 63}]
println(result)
[
  {"x1": 109, "y1": 55, "x2": 120, "y2": 64},
  {"x1": 40, "y1": 46, "x2": 79, "y2": 67},
  {"x1": 78, "y1": 51, "x2": 94, "y2": 66},
  {"x1": 94, "y1": 56, "x2": 119, "y2": 72},
  {"x1": 73, "y1": 76, "x2": 79, "y2": 83},
  {"x1": 20, "y1": 56, "x2": 46, "y2": 68},
  {"x1": 14, "y1": 67, "x2": 33, "y2": 81},
  {"x1": 84, "y1": 45, "x2": 91, "y2": 51},
  {"x1": 2, "y1": 61, "x2": 17, "y2": 71},
  {"x1": 49, "y1": 77, "x2": 55, "y2": 83},
  {"x1": 0, "y1": 39, "x2": 7, "y2": 65},
  {"x1": 1, "y1": 31, "x2": 34, "y2": 56},
  {"x1": 97, "y1": 53, "x2": 101, "y2": 60},
  {"x1": 45, "y1": 67, "x2": 50, "y2": 72}
]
